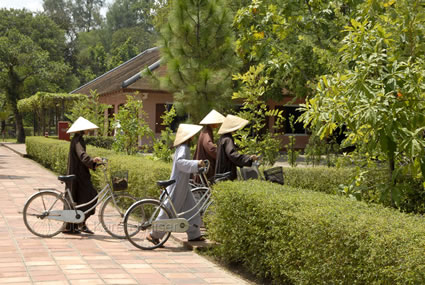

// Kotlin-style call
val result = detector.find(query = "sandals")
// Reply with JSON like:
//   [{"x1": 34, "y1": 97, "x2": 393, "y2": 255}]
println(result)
[
  {"x1": 62, "y1": 229, "x2": 81, "y2": 235},
  {"x1": 188, "y1": 236, "x2": 206, "y2": 242},
  {"x1": 79, "y1": 225, "x2": 94, "y2": 235},
  {"x1": 146, "y1": 234, "x2": 164, "y2": 248}
]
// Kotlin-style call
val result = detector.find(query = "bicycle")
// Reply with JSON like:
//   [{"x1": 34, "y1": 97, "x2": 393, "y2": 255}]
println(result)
[
  {"x1": 22, "y1": 158, "x2": 138, "y2": 239},
  {"x1": 123, "y1": 160, "x2": 229, "y2": 250}
]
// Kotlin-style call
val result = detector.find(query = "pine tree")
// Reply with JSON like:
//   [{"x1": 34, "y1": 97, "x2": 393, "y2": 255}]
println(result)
[{"x1": 159, "y1": 0, "x2": 237, "y2": 122}]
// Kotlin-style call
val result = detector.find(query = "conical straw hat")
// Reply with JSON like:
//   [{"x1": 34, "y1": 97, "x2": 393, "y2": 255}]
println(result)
[
  {"x1": 173, "y1": 124, "x2": 203, "y2": 146},
  {"x1": 67, "y1": 117, "x2": 99, "y2": 134},
  {"x1": 217, "y1": 115, "x2": 249, "y2": 135},
  {"x1": 199, "y1": 109, "x2": 225, "y2": 125}
]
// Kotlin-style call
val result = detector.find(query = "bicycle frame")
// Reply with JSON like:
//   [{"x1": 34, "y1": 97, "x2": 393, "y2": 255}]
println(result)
[
  {"x1": 53, "y1": 159, "x2": 118, "y2": 220},
  {"x1": 147, "y1": 167, "x2": 213, "y2": 228}
]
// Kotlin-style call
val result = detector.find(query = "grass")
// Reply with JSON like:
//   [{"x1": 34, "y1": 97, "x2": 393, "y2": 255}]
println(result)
[{"x1": 0, "y1": 138, "x2": 17, "y2": 143}]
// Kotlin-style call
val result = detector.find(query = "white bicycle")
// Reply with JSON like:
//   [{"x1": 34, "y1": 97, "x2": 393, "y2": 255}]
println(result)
[{"x1": 22, "y1": 158, "x2": 138, "y2": 238}]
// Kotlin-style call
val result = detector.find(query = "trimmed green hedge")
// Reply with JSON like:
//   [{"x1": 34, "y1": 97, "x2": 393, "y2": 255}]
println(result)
[
  {"x1": 85, "y1": 135, "x2": 115, "y2": 150},
  {"x1": 207, "y1": 180, "x2": 425, "y2": 284},
  {"x1": 25, "y1": 136, "x2": 171, "y2": 199},
  {"x1": 282, "y1": 166, "x2": 356, "y2": 194},
  {"x1": 281, "y1": 166, "x2": 425, "y2": 214}
]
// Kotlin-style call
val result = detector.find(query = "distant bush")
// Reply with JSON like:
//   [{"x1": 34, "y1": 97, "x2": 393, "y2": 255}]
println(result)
[
  {"x1": 207, "y1": 180, "x2": 425, "y2": 284},
  {"x1": 85, "y1": 136, "x2": 115, "y2": 150},
  {"x1": 280, "y1": 166, "x2": 425, "y2": 214},
  {"x1": 282, "y1": 166, "x2": 355, "y2": 194},
  {"x1": 25, "y1": 136, "x2": 171, "y2": 199},
  {"x1": 23, "y1": 127, "x2": 33, "y2": 136}
]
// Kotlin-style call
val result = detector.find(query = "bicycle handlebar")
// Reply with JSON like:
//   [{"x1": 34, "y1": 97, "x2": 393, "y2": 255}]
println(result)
[
  {"x1": 198, "y1": 160, "x2": 210, "y2": 174},
  {"x1": 96, "y1": 157, "x2": 108, "y2": 167}
]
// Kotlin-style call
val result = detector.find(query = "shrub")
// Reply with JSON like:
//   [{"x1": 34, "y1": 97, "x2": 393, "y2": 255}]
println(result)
[
  {"x1": 23, "y1": 127, "x2": 33, "y2": 136},
  {"x1": 84, "y1": 136, "x2": 115, "y2": 150},
  {"x1": 207, "y1": 180, "x2": 425, "y2": 284},
  {"x1": 25, "y1": 136, "x2": 171, "y2": 199},
  {"x1": 282, "y1": 166, "x2": 355, "y2": 194}
]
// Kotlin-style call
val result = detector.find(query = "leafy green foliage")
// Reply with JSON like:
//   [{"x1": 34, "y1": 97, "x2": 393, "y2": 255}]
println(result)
[
  {"x1": 112, "y1": 95, "x2": 153, "y2": 154},
  {"x1": 67, "y1": 90, "x2": 111, "y2": 136},
  {"x1": 232, "y1": 0, "x2": 362, "y2": 99},
  {"x1": 18, "y1": 92, "x2": 86, "y2": 135},
  {"x1": 282, "y1": 166, "x2": 356, "y2": 195},
  {"x1": 284, "y1": 115, "x2": 300, "y2": 167},
  {"x1": 300, "y1": 1, "x2": 425, "y2": 206},
  {"x1": 233, "y1": 64, "x2": 283, "y2": 166},
  {"x1": 0, "y1": 9, "x2": 70, "y2": 142},
  {"x1": 152, "y1": 105, "x2": 176, "y2": 162},
  {"x1": 158, "y1": 0, "x2": 237, "y2": 122},
  {"x1": 207, "y1": 180, "x2": 425, "y2": 284},
  {"x1": 84, "y1": 135, "x2": 114, "y2": 149}
]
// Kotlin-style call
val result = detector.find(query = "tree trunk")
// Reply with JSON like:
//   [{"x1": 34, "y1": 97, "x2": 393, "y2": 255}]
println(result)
[
  {"x1": 389, "y1": 156, "x2": 395, "y2": 184},
  {"x1": 7, "y1": 65, "x2": 25, "y2": 143},
  {"x1": 33, "y1": 113, "x2": 37, "y2": 137},
  {"x1": 13, "y1": 107, "x2": 25, "y2": 143},
  {"x1": 41, "y1": 108, "x2": 46, "y2": 136},
  {"x1": 1, "y1": 120, "x2": 5, "y2": 140}
]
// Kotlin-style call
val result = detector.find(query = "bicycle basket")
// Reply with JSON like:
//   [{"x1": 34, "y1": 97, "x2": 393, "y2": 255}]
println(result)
[
  {"x1": 264, "y1": 167, "x2": 284, "y2": 185},
  {"x1": 111, "y1": 170, "x2": 128, "y2": 191},
  {"x1": 240, "y1": 166, "x2": 260, "y2": 180}
]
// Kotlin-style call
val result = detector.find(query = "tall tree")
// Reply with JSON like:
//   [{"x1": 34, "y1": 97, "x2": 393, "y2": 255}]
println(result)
[
  {"x1": 72, "y1": 0, "x2": 105, "y2": 32},
  {"x1": 300, "y1": 0, "x2": 425, "y2": 206},
  {"x1": 233, "y1": 0, "x2": 363, "y2": 99},
  {"x1": 0, "y1": 9, "x2": 69, "y2": 142},
  {"x1": 105, "y1": 0, "x2": 159, "y2": 61},
  {"x1": 158, "y1": 0, "x2": 238, "y2": 122},
  {"x1": 43, "y1": 0, "x2": 74, "y2": 37}
]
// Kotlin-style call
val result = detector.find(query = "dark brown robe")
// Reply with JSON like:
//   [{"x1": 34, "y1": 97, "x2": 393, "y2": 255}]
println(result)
[
  {"x1": 64, "y1": 132, "x2": 98, "y2": 230},
  {"x1": 193, "y1": 126, "x2": 217, "y2": 181},
  {"x1": 215, "y1": 133, "x2": 253, "y2": 181}
]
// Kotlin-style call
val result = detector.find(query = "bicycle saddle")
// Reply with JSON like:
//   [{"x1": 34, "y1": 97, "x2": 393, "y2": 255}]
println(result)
[
  {"x1": 58, "y1": 175, "x2": 76, "y2": 183},
  {"x1": 157, "y1": 179, "x2": 175, "y2": 188}
]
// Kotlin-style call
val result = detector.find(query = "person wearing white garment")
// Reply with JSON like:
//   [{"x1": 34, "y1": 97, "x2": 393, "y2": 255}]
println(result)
[{"x1": 147, "y1": 124, "x2": 206, "y2": 245}]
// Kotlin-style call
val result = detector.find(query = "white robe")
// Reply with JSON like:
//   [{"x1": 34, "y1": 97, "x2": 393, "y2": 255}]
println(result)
[{"x1": 151, "y1": 143, "x2": 202, "y2": 240}]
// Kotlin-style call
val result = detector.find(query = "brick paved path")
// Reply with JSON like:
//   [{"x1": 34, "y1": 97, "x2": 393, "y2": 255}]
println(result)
[{"x1": 0, "y1": 145, "x2": 249, "y2": 285}]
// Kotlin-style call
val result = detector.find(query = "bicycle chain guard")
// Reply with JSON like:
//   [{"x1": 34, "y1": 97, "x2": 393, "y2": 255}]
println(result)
[
  {"x1": 47, "y1": 210, "x2": 85, "y2": 223},
  {"x1": 152, "y1": 218, "x2": 189, "y2": 233}
]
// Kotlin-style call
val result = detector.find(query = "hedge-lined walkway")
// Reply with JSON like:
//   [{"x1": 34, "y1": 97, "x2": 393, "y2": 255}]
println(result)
[{"x1": 0, "y1": 145, "x2": 249, "y2": 285}]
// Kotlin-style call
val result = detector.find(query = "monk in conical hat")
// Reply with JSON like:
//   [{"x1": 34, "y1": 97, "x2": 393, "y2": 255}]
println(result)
[
  {"x1": 193, "y1": 110, "x2": 225, "y2": 181},
  {"x1": 215, "y1": 115, "x2": 258, "y2": 181},
  {"x1": 148, "y1": 123, "x2": 206, "y2": 245},
  {"x1": 63, "y1": 117, "x2": 102, "y2": 235}
]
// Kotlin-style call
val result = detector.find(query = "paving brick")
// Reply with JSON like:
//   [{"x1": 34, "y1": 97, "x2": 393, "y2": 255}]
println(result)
[{"x1": 0, "y1": 145, "x2": 250, "y2": 285}]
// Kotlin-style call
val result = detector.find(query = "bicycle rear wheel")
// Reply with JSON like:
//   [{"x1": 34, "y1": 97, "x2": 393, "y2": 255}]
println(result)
[
  {"x1": 23, "y1": 191, "x2": 67, "y2": 238},
  {"x1": 123, "y1": 199, "x2": 172, "y2": 250},
  {"x1": 99, "y1": 193, "x2": 138, "y2": 239}
]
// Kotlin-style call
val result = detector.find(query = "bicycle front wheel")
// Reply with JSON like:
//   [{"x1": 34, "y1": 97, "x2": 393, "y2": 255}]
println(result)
[
  {"x1": 99, "y1": 193, "x2": 138, "y2": 239},
  {"x1": 23, "y1": 191, "x2": 67, "y2": 238},
  {"x1": 191, "y1": 187, "x2": 209, "y2": 216},
  {"x1": 123, "y1": 199, "x2": 172, "y2": 250}
]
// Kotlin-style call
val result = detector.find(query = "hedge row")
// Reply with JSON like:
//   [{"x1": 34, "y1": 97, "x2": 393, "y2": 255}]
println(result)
[
  {"x1": 25, "y1": 137, "x2": 171, "y2": 199},
  {"x1": 207, "y1": 180, "x2": 425, "y2": 284},
  {"x1": 85, "y1": 135, "x2": 115, "y2": 150},
  {"x1": 282, "y1": 166, "x2": 356, "y2": 194},
  {"x1": 281, "y1": 166, "x2": 425, "y2": 214}
]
